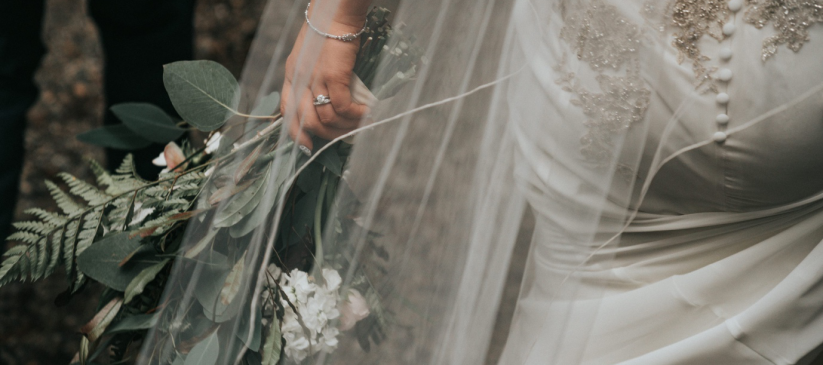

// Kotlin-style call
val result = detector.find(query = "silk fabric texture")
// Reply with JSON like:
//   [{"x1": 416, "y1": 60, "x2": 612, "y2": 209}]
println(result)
[{"x1": 499, "y1": 0, "x2": 823, "y2": 364}]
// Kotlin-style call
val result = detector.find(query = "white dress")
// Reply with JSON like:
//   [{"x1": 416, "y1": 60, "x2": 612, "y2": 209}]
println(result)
[{"x1": 499, "y1": 0, "x2": 823, "y2": 363}]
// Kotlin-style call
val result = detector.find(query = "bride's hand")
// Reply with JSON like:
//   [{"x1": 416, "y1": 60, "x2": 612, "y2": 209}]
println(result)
[{"x1": 281, "y1": 18, "x2": 369, "y2": 153}]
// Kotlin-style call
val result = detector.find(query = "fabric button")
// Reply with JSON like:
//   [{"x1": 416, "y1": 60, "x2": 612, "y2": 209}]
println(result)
[
  {"x1": 718, "y1": 68, "x2": 733, "y2": 81},
  {"x1": 723, "y1": 23, "x2": 736, "y2": 36},
  {"x1": 719, "y1": 47, "x2": 733, "y2": 61},
  {"x1": 713, "y1": 131, "x2": 728, "y2": 143},
  {"x1": 716, "y1": 93, "x2": 730, "y2": 104},
  {"x1": 728, "y1": 0, "x2": 743, "y2": 12},
  {"x1": 716, "y1": 113, "x2": 730, "y2": 125}
]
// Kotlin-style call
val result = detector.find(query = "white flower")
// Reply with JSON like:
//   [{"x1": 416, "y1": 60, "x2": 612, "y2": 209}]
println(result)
[
  {"x1": 323, "y1": 268, "x2": 342, "y2": 292},
  {"x1": 152, "y1": 153, "x2": 166, "y2": 167},
  {"x1": 276, "y1": 268, "x2": 343, "y2": 362},
  {"x1": 338, "y1": 289, "x2": 370, "y2": 331},
  {"x1": 204, "y1": 132, "x2": 222, "y2": 154}
]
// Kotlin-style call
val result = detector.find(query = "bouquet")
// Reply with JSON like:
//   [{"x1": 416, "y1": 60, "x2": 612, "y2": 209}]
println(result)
[{"x1": 0, "y1": 7, "x2": 424, "y2": 365}]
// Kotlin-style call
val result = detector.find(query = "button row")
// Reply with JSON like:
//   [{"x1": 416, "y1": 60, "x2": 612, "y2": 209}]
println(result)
[{"x1": 714, "y1": 0, "x2": 740, "y2": 144}]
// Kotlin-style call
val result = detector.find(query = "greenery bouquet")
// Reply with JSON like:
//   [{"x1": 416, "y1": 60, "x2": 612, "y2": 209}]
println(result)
[{"x1": 0, "y1": 7, "x2": 423, "y2": 365}]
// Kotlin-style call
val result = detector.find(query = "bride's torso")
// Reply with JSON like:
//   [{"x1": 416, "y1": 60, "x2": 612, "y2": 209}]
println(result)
[{"x1": 510, "y1": 0, "x2": 823, "y2": 216}]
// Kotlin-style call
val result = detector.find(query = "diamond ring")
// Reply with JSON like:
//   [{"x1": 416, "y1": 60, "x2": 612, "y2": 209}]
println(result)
[{"x1": 313, "y1": 94, "x2": 331, "y2": 106}]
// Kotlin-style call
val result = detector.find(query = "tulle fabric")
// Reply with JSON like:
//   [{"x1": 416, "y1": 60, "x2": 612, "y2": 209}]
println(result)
[{"x1": 138, "y1": 0, "x2": 823, "y2": 363}]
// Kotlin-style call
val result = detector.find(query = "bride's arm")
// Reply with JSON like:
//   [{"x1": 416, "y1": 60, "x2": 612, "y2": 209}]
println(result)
[{"x1": 282, "y1": 0, "x2": 372, "y2": 153}]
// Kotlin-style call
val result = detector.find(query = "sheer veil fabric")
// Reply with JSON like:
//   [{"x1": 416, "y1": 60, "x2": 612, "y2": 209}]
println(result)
[{"x1": 139, "y1": 0, "x2": 823, "y2": 363}]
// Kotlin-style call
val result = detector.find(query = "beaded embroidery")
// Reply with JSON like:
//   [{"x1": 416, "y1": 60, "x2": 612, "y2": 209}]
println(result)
[
  {"x1": 644, "y1": 0, "x2": 733, "y2": 92},
  {"x1": 555, "y1": 64, "x2": 651, "y2": 166},
  {"x1": 558, "y1": 1, "x2": 652, "y2": 168},
  {"x1": 560, "y1": 0, "x2": 643, "y2": 70},
  {"x1": 744, "y1": 0, "x2": 823, "y2": 61}
]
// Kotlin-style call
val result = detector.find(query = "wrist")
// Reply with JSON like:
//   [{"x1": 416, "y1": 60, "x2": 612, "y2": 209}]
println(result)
[{"x1": 306, "y1": 2, "x2": 368, "y2": 31}]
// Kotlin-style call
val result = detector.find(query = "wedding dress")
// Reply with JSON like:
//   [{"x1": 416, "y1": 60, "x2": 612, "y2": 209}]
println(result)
[
  {"x1": 142, "y1": 0, "x2": 823, "y2": 364},
  {"x1": 498, "y1": 0, "x2": 823, "y2": 363}
]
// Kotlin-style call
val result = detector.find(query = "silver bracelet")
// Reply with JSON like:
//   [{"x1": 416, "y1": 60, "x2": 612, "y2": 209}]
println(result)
[{"x1": 305, "y1": 2, "x2": 366, "y2": 42}]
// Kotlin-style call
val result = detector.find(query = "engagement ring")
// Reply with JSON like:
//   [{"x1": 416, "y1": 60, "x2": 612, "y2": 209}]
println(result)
[{"x1": 313, "y1": 94, "x2": 331, "y2": 106}]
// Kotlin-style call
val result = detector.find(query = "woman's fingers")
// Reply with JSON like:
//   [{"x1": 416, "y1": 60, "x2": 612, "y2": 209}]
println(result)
[
  {"x1": 328, "y1": 78, "x2": 369, "y2": 120},
  {"x1": 311, "y1": 83, "x2": 339, "y2": 127},
  {"x1": 288, "y1": 88, "x2": 355, "y2": 154}
]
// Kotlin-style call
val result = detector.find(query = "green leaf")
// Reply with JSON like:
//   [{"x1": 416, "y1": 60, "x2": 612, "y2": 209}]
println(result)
[
  {"x1": 77, "y1": 125, "x2": 153, "y2": 150},
  {"x1": 260, "y1": 319, "x2": 281, "y2": 365},
  {"x1": 184, "y1": 228, "x2": 219, "y2": 258},
  {"x1": 105, "y1": 313, "x2": 159, "y2": 334},
  {"x1": 123, "y1": 258, "x2": 169, "y2": 304},
  {"x1": 315, "y1": 147, "x2": 343, "y2": 176},
  {"x1": 214, "y1": 164, "x2": 272, "y2": 228},
  {"x1": 163, "y1": 60, "x2": 240, "y2": 131},
  {"x1": 76, "y1": 232, "x2": 157, "y2": 291},
  {"x1": 236, "y1": 304, "x2": 263, "y2": 352},
  {"x1": 184, "y1": 331, "x2": 220, "y2": 365},
  {"x1": 194, "y1": 254, "x2": 245, "y2": 323},
  {"x1": 111, "y1": 103, "x2": 186, "y2": 143},
  {"x1": 229, "y1": 159, "x2": 291, "y2": 238},
  {"x1": 80, "y1": 297, "x2": 123, "y2": 342}
]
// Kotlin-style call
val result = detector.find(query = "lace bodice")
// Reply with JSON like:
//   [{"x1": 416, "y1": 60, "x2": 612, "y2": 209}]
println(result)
[{"x1": 515, "y1": 0, "x2": 823, "y2": 215}]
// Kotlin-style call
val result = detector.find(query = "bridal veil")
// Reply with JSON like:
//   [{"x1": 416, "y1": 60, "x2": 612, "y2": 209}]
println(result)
[{"x1": 138, "y1": 0, "x2": 823, "y2": 363}]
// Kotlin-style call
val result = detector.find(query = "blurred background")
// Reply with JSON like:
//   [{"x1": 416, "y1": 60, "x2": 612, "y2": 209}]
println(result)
[{"x1": 0, "y1": 0, "x2": 266, "y2": 363}]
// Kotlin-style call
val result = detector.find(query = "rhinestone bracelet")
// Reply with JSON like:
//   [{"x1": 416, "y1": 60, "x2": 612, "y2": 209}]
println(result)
[{"x1": 305, "y1": 2, "x2": 366, "y2": 42}]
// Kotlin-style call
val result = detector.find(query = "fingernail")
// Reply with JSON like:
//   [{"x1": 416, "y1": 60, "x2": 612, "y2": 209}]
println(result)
[{"x1": 298, "y1": 145, "x2": 312, "y2": 157}]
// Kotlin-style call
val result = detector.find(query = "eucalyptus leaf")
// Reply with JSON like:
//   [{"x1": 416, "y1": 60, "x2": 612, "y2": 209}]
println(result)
[
  {"x1": 77, "y1": 232, "x2": 157, "y2": 291},
  {"x1": 163, "y1": 60, "x2": 241, "y2": 131},
  {"x1": 77, "y1": 125, "x2": 153, "y2": 150},
  {"x1": 194, "y1": 254, "x2": 244, "y2": 323},
  {"x1": 184, "y1": 331, "x2": 220, "y2": 365},
  {"x1": 184, "y1": 228, "x2": 219, "y2": 258},
  {"x1": 111, "y1": 103, "x2": 186, "y2": 143},
  {"x1": 229, "y1": 159, "x2": 292, "y2": 238},
  {"x1": 105, "y1": 313, "x2": 159, "y2": 334},
  {"x1": 315, "y1": 147, "x2": 343, "y2": 176},
  {"x1": 214, "y1": 164, "x2": 271, "y2": 228},
  {"x1": 123, "y1": 258, "x2": 169, "y2": 304},
  {"x1": 236, "y1": 304, "x2": 263, "y2": 352},
  {"x1": 260, "y1": 319, "x2": 281, "y2": 365},
  {"x1": 80, "y1": 298, "x2": 123, "y2": 342}
]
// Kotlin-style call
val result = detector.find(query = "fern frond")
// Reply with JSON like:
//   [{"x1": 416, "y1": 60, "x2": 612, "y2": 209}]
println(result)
[
  {"x1": 115, "y1": 154, "x2": 136, "y2": 175},
  {"x1": 45, "y1": 180, "x2": 84, "y2": 216},
  {"x1": 23, "y1": 208, "x2": 67, "y2": 226},
  {"x1": 88, "y1": 159, "x2": 114, "y2": 189},
  {"x1": 12, "y1": 221, "x2": 55, "y2": 235},
  {"x1": 58, "y1": 172, "x2": 111, "y2": 205},
  {"x1": 162, "y1": 199, "x2": 190, "y2": 208},
  {"x1": 7, "y1": 231, "x2": 43, "y2": 245}
]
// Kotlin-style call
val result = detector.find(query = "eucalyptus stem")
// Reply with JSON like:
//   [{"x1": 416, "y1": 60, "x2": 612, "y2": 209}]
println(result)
[{"x1": 313, "y1": 173, "x2": 329, "y2": 269}]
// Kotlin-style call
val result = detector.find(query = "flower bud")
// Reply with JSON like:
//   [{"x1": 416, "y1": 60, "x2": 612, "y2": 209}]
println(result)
[{"x1": 338, "y1": 289, "x2": 370, "y2": 331}]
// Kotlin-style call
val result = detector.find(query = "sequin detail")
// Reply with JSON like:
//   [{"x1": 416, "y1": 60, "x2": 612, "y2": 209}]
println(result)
[
  {"x1": 560, "y1": 0, "x2": 643, "y2": 70},
  {"x1": 646, "y1": 0, "x2": 733, "y2": 92},
  {"x1": 557, "y1": 0, "x2": 651, "y2": 168},
  {"x1": 744, "y1": 0, "x2": 823, "y2": 60},
  {"x1": 555, "y1": 63, "x2": 651, "y2": 167}
]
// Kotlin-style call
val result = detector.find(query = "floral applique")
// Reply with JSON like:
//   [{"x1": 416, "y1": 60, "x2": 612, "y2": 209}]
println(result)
[
  {"x1": 558, "y1": 0, "x2": 652, "y2": 169},
  {"x1": 744, "y1": 0, "x2": 823, "y2": 60}
]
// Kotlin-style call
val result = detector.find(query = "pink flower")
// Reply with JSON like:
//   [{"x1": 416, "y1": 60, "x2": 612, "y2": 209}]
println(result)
[
  {"x1": 338, "y1": 289, "x2": 370, "y2": 331},
  {"x1": 152, "y1": 142, "x2": 187, "y2": 173}
]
